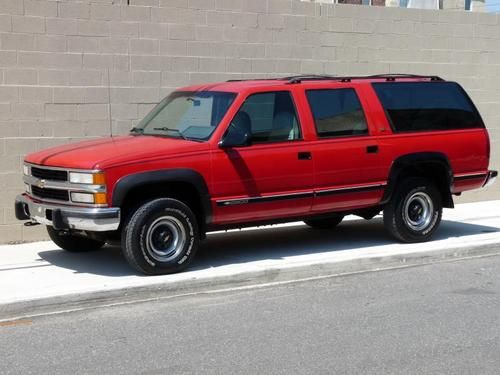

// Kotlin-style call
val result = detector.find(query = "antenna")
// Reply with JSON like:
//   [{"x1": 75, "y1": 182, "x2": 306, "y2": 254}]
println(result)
[{"x1": 107, "y1": 68, "x2": 113, "y2": 137}]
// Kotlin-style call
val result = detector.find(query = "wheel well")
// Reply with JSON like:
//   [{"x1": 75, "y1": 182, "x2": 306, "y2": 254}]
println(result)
[
  {"x1": 120, "y1": 181, "x2": 205, "y2": 232},
  {"x1": 384, "y1": 159, "x2": 454, "y2": 208}
]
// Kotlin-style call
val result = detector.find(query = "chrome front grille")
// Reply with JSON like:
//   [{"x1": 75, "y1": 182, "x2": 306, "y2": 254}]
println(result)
[
  {"x1": 31, "y1": 185, "x2": 69, "y2": 202},
  {"x1": 31, "y1": 166, "x2": 68, "y2": 181}
]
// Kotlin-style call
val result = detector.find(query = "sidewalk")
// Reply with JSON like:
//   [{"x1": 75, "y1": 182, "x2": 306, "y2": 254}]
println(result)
[{"x1": 1, "y1": 200, "x2": 500, "y2": 320}]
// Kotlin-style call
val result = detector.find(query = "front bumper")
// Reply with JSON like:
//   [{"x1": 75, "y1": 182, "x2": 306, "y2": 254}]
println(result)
[
  {"x1": 483, "y1": 170, "x2": 498, "y2": 188},
  {"x1": 15, "y1": 194, "x2": 120, "y2": 232}
]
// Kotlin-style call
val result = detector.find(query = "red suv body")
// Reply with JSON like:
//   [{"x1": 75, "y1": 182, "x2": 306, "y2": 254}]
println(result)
[{"x1": 16, "y1": 74, "x2": 497, "y2": 275}]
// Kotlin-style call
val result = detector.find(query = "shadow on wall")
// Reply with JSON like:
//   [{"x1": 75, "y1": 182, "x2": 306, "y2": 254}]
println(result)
[{"x1": 37, "y1": 218, "x2": 499, "y2": 277}]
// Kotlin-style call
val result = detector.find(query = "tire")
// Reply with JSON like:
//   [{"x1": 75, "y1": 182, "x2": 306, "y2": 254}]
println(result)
[
  {"x1": 304, "y1": 215, "x2": 344, "y2": 229},
  {"x1": 122, "y1": 198, "x2": 199, "y2": 275},
  {"x1": 47, "y1": 226, "x2": 105, "y2": 252},
  {"x1": 383, "y1": 177, "x2": 442, "y2": 243}
]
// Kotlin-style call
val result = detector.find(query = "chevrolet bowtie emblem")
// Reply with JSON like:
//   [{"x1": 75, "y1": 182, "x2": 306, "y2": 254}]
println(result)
[{"x1": 37, "y1": 179, "x2": 46, "y2": 188}]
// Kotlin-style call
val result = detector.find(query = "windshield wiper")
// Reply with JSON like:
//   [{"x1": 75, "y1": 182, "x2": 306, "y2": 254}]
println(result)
[
  {"x1": 130, "y1": 127, "x2": 144, "y2": 134},
  {"x1": 153, "y1": 127, "x2": 187, "y2": 140}
]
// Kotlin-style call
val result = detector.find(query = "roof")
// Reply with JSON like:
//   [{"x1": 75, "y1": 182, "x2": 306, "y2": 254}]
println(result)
[{"x1": 178, "y1": 74, "x2": 445, "y2": 93}]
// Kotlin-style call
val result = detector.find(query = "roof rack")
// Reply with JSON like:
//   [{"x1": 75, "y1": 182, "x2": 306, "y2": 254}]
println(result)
[{"x1": 226, "y1": 74, "x2": 443, "y2": 84}]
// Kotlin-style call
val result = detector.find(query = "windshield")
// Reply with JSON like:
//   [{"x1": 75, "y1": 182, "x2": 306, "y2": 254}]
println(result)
[{"x1": 132, "y1": 91, "x2": 237, "y2": 141}]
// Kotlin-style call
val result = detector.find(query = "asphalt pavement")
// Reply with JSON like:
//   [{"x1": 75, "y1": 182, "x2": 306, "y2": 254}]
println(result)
[{"x1": 1, "y1": 254, "x2": 499, "y2": 374}]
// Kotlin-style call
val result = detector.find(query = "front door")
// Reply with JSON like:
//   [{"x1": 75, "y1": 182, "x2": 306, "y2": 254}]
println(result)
[{"x1": 211, "y1": 90, "x2": 314, "y2": 225}]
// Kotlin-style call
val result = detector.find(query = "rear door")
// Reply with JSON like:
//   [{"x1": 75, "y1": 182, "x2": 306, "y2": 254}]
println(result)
[{"x1": 304, "y1": 85, "x2": 388, "y2": 212}]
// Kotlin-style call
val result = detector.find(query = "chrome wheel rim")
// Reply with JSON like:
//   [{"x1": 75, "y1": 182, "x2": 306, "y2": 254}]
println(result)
[
  {"x1": 403, "y1": 192, "x2": 434, "y2": 231},
  {"x1": 146, "y1": 216, "x2": 186, "y2": 262}
]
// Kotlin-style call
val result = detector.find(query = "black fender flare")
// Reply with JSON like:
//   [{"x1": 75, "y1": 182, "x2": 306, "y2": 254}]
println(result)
[
  {"x1": 381, "y1": 152, "x2": 454, "y2": 208},
  {"x1": 111, "y1": 169, "x2": 212, "y2": 225}
]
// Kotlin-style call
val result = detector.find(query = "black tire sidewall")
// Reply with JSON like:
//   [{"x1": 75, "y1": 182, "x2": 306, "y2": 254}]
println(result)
[
  {"x1": 390, "y1": 179, "x2": 442, "y2": 242},
  {"x1": 123, "y1": 199, "x2": 199, "y2": 275}
]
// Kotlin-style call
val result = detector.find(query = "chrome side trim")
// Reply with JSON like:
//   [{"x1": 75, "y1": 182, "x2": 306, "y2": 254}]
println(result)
[{"x1": 216, "y1": 183, "x2": 387, "y2": 207}]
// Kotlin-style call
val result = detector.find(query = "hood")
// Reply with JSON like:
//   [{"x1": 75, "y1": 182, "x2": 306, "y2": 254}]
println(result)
[{"x1": 25, "y1": 135, "x2": 209, "y2": 170}]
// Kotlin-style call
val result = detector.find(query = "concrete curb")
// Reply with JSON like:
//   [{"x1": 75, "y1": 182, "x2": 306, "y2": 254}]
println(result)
[{"x1": 1, "y1": 240, "x2": 499, "y2": 322}]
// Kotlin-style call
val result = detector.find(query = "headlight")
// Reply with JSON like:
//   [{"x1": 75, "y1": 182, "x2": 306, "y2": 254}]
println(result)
[
  {"x1": 69, "y1": 172, "x2": 105, "y2": 185},
  {"x1": 23, "y1": 164, "x2": 29, "y2": 176},
  {"x1": 70, "y1": 192, "x2": 107, "y2": 204}
]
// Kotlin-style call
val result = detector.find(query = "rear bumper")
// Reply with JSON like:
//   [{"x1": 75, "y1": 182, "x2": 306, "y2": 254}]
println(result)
[
  {"x1": 15, "y1": 194, "x2": 120, "y2": 232},
  {"x1": 483, "y1": 170, "x2": 498, "y2": 188}
]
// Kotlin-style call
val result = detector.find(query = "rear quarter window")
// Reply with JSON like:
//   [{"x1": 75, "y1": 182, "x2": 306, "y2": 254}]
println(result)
[{"x1": 372, "y1": 82, "x2": 484, "y2": 133}]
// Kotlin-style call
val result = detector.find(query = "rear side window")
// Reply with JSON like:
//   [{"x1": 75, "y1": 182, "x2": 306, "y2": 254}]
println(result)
[
  {"x1": 373, "y1": 82, "x2": 484, "y2": 133},
  {"x1": 306, "y1": 88, "x2": 368, "y2": 138}
]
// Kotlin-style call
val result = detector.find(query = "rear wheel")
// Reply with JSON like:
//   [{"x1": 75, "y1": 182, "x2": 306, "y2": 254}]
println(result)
[
  {"x1": 47, "y1": 226, "x2": 105, "y2": 252},
  {"x1": 304, "y1": 215, "x2": 344, "y2": 229},
  {"x1": 383, "y1": 177, "x2": 442, "y2": 243},
  {"x1": 122, "y1": 198, "x2": 199, "y2": 275}
]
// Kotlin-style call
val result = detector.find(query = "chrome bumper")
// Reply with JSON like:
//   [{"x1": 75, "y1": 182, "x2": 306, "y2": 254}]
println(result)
[
  {"x1": 483, "y1": 170, "x2": 498, "y2": 188},
  {"x1": 15, "y1": 194, "x2": 120, "y2": 232}
]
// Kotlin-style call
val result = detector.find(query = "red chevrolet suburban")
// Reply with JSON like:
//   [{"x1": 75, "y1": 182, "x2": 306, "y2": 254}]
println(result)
[{"x1": 16, "y1": 74, "x2": 497, "y2": 275}]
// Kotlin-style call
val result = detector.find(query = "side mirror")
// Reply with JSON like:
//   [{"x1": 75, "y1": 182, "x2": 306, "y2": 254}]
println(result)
[{"x1": 219, "y1": 124, "x2": 252, "y2": 148}]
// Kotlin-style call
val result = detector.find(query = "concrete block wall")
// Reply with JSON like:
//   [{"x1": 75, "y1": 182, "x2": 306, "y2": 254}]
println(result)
[{"x1": 0, "y1": 0, "x2": 500, "y2": 243}]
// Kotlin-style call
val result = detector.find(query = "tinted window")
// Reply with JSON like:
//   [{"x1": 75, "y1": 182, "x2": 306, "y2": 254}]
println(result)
[
  {"x1": 306, "y1": 89, "x2": 368, "y2": 138},
  {"x1": 373, "y1": 82, "x2": 484, "y2": 133},
  {"x1": 235, "y1": 91, "x2": 301, "y2": 143}
]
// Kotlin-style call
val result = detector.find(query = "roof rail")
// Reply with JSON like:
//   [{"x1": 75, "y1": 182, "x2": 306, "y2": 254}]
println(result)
[
  {"x1": 282, "y1": 75, "x2": 337, "y2": 84},
  {"x1": 226, "y1": 74, "x2": 444, "y2": 84}
]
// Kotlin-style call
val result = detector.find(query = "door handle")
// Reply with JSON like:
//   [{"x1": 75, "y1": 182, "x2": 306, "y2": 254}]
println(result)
[
  {"x1": 366, "y1": 145, "x2": 378, "y2": 154},
  {"x1": 298, "y1": 151, "x2": 312, "y2": 160}
]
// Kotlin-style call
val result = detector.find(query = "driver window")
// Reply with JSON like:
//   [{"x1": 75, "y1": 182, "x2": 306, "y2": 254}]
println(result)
[{"x1": 234, "y1": 91, "x2": 301, "y2": 143}]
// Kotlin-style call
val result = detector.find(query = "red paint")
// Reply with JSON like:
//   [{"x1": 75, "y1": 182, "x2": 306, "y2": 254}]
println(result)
[{"x1": 24, "y1": 77, "x2": 493, "y2": 226}]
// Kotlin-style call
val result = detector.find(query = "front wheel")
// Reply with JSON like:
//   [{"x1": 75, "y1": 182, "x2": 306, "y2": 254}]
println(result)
[
  {"x1": 383, "y1": 178, "x2": 442, "y2": 243},
  {"x1": 47, "y1": 226, "x2": 105, "y2": 252},
  {"x1": 122, "y1": 198, "x2": 199, "y2": 275}
]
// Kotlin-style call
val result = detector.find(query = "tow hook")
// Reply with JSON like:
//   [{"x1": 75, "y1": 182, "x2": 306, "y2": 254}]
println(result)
[{"x1": 24, "y1": 221, "x2": 40, "y2": 227}]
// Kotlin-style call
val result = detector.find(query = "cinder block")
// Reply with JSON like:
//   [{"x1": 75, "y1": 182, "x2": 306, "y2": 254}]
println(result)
[
  {"x1": 53, "y1": 87, "x2": 85, "y2": 104},
  {"x1": 251, "y1": 59, "x2": 276, "y2": 73},
  {"x1": 139, "y1": 23, "x2": 166, "y2": 39},
  {"x1": 13, "y1": 103, "x2": 43, "y2": 121},
  {"x1": 130, "y1": 38, "x2": 160, "y2": 55},
  {"x1": 169, "y1": 24, "x2": 196, "y2": 40},
  {"x1": 199, "y1": 57, "x2": 226, "y2": 72},
  {"x1": 215, "y1": 0, "x2": 242, "y2": 11},
  {"x1": 0, "y1": 34, "x2": 35, "y2": 51},
  {"x1": 44, "y1": 104, "x2": 78, "y2": 120},
  {"x1": 90, "y1": 3, "x2": 121, "y2": 20},
  {"x1": 0, "y1": 0, "x2": 24, "y2": 15},
  {"x1": 161, "y1": 71, "x2": 190, "y2": 86},
  {"x1": 274, "y1": 59, "x2": 301, "y2": 74},
  {"x1": 195, "y1": 26, "x2": 224, "y2": 41},
  {"x1": 0, "y1": 224, "x2": 23, "y2": 244},
  {"x1": 189, "y1": 0, "x2": 215, "y2": 10},
  {"x1": 4, "y1": 69, "x2": 37, "y2": 85},
  {"x1": 130, "y1": 55, "x2": 164, "y2": 71},
  {"x1": 38, "y1": 69, "x2": 71, "y2": 85},
  {"x1": 242, "y1": 0, "x2": 267, "y2": 13},
  {"x1": 34, "y1": 35, "x2": 67, "y2": 52},
  {"x1": 84, "y1": 87, "x2": 109, "y2": 103},
  {"x1": 258, "y1": 14, "x2": 285, "y2": 30},
  {"x1": 12, "y1": 16, "x2": 45, "y2": 34},
  {"x1": 170, "y1": 56, "x2": 199, "y2": 72},
  {"x1": 0, "y1": 86, "x2": 19, "y2": 103},
  {"x1": 0, "y1": 104, "x2": 11, "y2": 120},
  {"x1": 236, "y1": 43, "x2": 266, "y2": 58},
  {"x1": 207, "y1": 10, "x2": 258, "y2": 28},
  {"x1": 67, "y1": 36, "x2": 99, "y2": 53},
  {"x1": 0, "y1": 120, "x2": 19, "y2": 137},
  {"x1": 58, "y1": 2, "x2": 90, "y2": 19},
  {"x1": 133, "y1": 71, "x2": 161, "y2": 87},
  {"x1": 78, "y1": 20, "x2": 109, "y2": 36},
  {"x1": 4, "y1": 138, "x2": 39, "y2": 155},
  {"x1": 160, "y1": 40, "x2": 188, "y2": 56},
  {"x1": 121, "y1": 5, "x2": 151, "y2": 22},
  {"x1": 24, "y1": 0, "x2": 58, "y2": 17},
  {"x1": 77, "y1": 104, "x2": 109, "y2": 120},
  {"x1": 0, "y1": 15, "x2": 12, "y2": 32},
  {"x1": 46, "y1": 18, "x2": 78, "y2": 36},
  {"x1": 269, "y1": 0, "x2": 292, "y2": 15},
  {"x1": 20, "y1": 87, "x2": 53, "y2": 103},
  {"x1": 110, "y1": 104, "x2": 139, "y2": 120},
  {"x1": 160, "y1": 0, "x2": 188, "y2": 8},
  {"x1": 108, "y1": 22, "x2": 139, "y2": 37}
]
